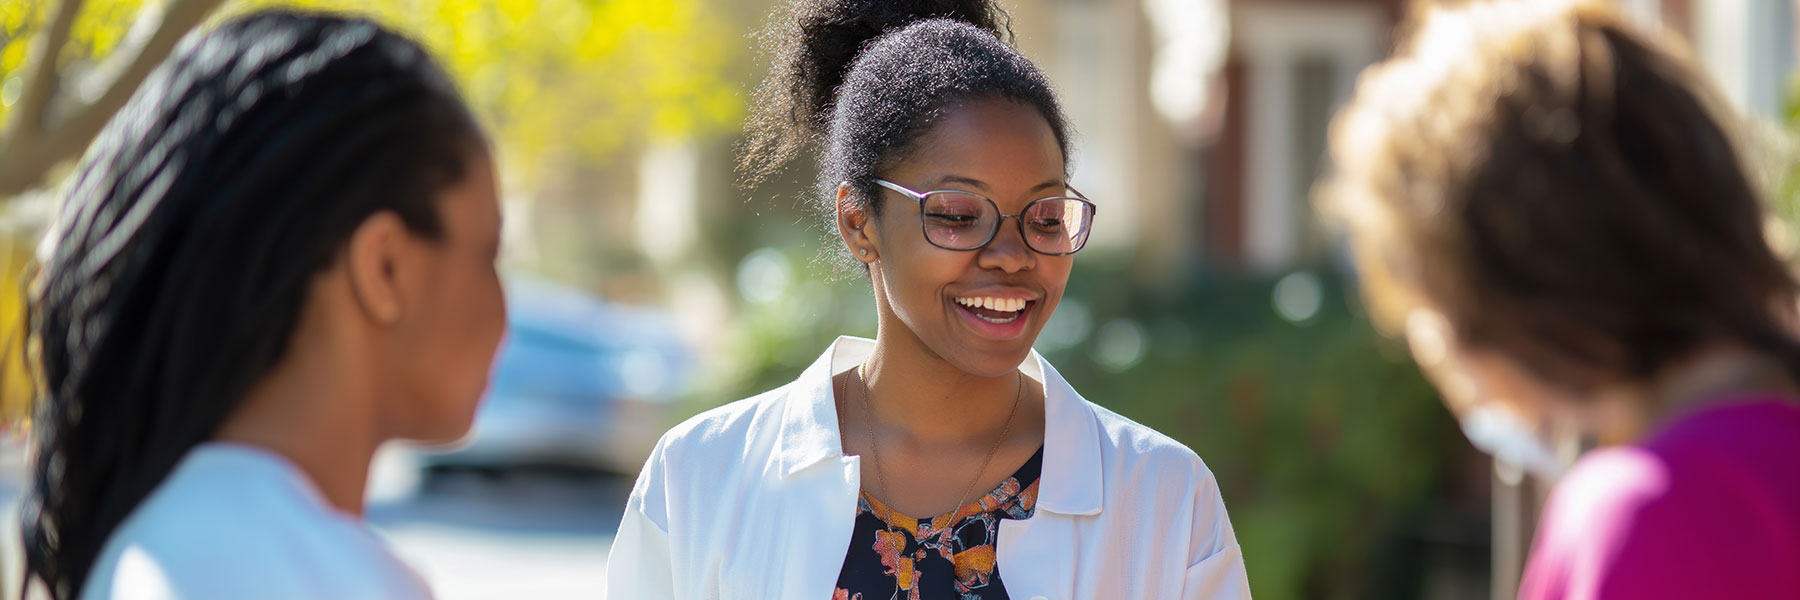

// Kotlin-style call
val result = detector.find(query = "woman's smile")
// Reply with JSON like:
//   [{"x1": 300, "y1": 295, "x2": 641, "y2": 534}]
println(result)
[{"x1": 950, "y1": 290, "x2": 1039, "y2": 339}]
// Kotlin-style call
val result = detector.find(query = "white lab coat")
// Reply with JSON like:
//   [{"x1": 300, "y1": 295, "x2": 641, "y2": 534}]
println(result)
[{"x1": 606, "y1": 337, "x2": 1252, "y2": 599}]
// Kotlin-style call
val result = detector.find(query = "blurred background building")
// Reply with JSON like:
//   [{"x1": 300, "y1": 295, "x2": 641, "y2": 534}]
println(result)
[{"x1": 1, "y1": 0, "x2": 1798, "y2": 598}]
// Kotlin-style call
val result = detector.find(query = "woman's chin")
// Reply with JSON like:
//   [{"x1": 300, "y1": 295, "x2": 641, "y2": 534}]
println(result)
[{"x1": 938, "y1": 343, "x2": 1038, "y2": 378}]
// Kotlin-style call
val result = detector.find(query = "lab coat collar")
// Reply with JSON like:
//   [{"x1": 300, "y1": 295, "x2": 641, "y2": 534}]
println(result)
[{"x1": 772, "y1": 336, "x2": 1104, "y2": 516}]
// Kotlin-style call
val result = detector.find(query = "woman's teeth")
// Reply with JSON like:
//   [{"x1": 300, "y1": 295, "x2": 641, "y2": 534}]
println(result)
[
  {"x1": 955, "y1": 296, "x2": 1027, "y2": 324},
  {"x1": 956, "y1": 297, "x2": 1027, "y2": 312}
]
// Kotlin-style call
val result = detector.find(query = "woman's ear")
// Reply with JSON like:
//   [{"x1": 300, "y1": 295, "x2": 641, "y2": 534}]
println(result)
[
  {"x1": 344, "y1": 211, "x2": 412, "y2": 326},
  {"x1": 836, "y1": 182, "x2": 877, "y2": 263}
]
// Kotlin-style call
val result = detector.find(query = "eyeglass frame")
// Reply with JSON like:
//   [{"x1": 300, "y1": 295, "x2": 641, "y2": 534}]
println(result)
[{"x1": 869, "y1": 178, "x2": 1098, "y2": 256}]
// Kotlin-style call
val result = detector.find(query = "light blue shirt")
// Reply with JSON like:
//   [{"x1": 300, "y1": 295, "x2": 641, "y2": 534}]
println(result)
[{"x1": 83, "y1": 443, "x2": 430, "y2": 600}]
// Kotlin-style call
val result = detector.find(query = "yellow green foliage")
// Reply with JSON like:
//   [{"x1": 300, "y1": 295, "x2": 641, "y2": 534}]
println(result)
[
  {"x1": 223, "y1": 0, "x2": 742, "y2": 180},
  {"x1": 0, "y1": 239, "x2": 29, "y2": 422},
  {"x1": 0, "y1": 0, "x2": 745, "y2": 419},
  {"x1": 3, "y1": 0, "x2": 743, "y2": 185}
]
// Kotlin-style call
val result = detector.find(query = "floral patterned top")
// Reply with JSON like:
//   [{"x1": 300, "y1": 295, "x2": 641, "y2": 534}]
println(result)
[{"x1": 832, "y1": 446, "x2": 1044, "y2": 600}]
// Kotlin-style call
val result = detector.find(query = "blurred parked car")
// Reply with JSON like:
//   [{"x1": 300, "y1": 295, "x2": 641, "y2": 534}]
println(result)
[{"x1": 421, "y1": 277, "x2": 690, "y2": 479}]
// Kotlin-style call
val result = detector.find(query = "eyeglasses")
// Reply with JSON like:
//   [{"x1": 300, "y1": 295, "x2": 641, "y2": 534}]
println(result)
[{"x1": 873, "y1": 179, "x2": 1097, "y2": 255}]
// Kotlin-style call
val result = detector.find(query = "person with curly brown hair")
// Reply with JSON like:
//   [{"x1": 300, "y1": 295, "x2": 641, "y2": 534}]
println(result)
[{"x1": 1322, "y1": 1, "x2": 1800, "y2": 598}]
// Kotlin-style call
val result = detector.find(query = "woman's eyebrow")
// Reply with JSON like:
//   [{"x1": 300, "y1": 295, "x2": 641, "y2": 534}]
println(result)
[{"x1": 929, "y1": 174, "x2": 990, "y2": 190}]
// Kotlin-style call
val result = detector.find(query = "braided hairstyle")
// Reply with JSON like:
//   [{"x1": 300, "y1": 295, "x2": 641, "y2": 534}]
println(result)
[{"x1": 24, "y1": 11, "x2": 484, "y2": 599}]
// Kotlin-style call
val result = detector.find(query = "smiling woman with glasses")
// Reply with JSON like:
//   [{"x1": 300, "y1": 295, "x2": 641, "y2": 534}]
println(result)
[{"x1": 603, "y1": 1, "x2": 1250, "y2": 598}]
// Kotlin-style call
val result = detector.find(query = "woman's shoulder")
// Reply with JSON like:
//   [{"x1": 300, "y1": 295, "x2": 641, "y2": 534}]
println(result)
[
  {"x1": 1522, "y1": 413, "x2": 1800, "y2": 600},
  {"x1": 654, "y1": 384, "x2": 798, "y2": 455},
  {"x1": 86, "y1": 529, "x2": 425, "y2": 600},
  {"x1": 621, "y1": 381, "x2": 820, "y2": 529},
  {"x1": 1066, "y1": 396, "x2": 1242, "y2": 569},
  {"x1": 84, "y1": 448, "x2": 429, "y2": 599},
  {"x1": 1532, "y1": 428, "x2": 1762, "y2": 553},
  {"x1": 1533, "y1": 447, "x2": 1675, "y2": 545},
  {"x1": 1078, "y1": 398, "x2": 1218, "y2": 486}
]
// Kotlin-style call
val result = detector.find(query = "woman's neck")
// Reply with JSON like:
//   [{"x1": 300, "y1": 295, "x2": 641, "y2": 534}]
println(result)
[
  {"x1": 1592, "y1": 344, "x2": 1797, "y2": 443},
  {"x1": 213, "y1": 342, "x2": 382, "y2": 517},
  {"x1": 860, "y1": 330, "x2": 1032, "y2": 445}
]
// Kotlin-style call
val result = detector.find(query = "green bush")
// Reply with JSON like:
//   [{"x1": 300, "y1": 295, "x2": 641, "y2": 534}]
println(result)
[{"x1": 1045, "y1": 267, "x2": 1467, "y2": 599}]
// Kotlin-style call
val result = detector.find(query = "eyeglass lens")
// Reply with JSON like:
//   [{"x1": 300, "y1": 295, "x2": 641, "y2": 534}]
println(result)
[{"x1": 921, "y1": 192, "x2": 1093, "y2": 254}]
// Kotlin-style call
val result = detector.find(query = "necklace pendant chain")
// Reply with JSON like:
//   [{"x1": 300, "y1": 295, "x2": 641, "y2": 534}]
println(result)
[{"x1": 856, "y1": 362, "x2": 1024, "y2": 518}]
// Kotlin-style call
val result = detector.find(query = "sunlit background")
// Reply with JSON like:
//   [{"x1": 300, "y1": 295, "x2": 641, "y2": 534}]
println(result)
[{"x1": 2, "y1": 0, "x2": 1799, "y2": 598}]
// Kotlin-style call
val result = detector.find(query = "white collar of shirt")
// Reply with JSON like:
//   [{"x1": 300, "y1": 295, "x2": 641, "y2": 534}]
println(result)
[{"x1": 770, "y1": 335, "x2": 1104, "y2": 516}]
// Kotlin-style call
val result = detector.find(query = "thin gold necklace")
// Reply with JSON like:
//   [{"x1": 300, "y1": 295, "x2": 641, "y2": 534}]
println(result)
[{"x1": 855, "y1": 361, "x2": 1023, "y2": 518}]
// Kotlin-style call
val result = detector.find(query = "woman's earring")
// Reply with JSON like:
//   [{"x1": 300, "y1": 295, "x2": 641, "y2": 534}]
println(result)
[{"x1": 859, "y1": 249, "x2": 869, "y2": 256}]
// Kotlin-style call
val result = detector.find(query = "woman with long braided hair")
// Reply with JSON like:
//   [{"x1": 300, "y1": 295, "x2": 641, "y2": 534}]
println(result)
[{"x1": 25, "y1": 11, "x2": 504, "y2": 599}]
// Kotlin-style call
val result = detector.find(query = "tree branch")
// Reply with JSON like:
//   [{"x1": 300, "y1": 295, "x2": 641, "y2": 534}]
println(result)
[
  {"x1": 56, "y1": 0, "x2": 227, "y2": 161},
  {"x1": 0, "y1": 0, "x2": 226, "y2": 198},
  {"x1": 6, "y1": 0, "x2": 84, "y2": 145}
]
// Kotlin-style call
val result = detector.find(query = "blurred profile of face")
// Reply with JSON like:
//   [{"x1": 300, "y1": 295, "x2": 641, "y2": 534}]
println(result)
[
  {"x1": 385, "y1": 151, "x2": 507, "y2": 442},
  {"x1": 858, "y1": 97, "x2": 1074, "y2": 377},
  {"x1": 1404, "y1": 307, "x2": 1570, "y2": 478}
]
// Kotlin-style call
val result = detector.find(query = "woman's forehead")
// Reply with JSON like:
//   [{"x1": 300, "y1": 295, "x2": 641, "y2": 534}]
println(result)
[{"x1": 897, "y1": 100, "x2": 1064, "y2": 187}]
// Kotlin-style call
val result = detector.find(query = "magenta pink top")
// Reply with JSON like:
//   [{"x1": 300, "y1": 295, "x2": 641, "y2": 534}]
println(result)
[{"x1": 1519, "y1": 399, "x2": 1800, "y2": 599}]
